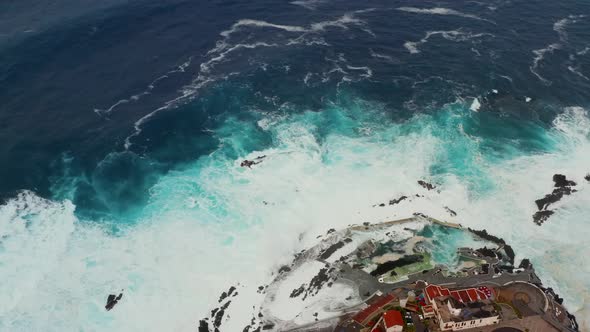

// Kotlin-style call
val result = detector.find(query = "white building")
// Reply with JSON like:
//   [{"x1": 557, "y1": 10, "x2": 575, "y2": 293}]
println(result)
[
  {"x1": 371, "y1": 310, "x2": 404, "y2": 332},
  {"x1": 424, "y1": 284, "x2": 500, "y2": 331}
]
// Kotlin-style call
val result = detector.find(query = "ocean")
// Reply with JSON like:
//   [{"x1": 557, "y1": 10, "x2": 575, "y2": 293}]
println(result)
[{"x1": 0, "y1": 0, "x2": 589, "y2": 330}]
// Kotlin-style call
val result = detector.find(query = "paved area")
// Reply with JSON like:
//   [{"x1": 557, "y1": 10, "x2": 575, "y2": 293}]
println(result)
[{"x1": 336, "y1": 260, "x2": 536, "y2": 300}]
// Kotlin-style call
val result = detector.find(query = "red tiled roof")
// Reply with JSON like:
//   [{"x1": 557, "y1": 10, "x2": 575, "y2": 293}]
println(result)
[
  {"x1": 371, "y1": 326, "x2": 385, "y2": 332},
  {"x1": 426, "y1": 284, "x2": 492, "y2": 303},
  {"x1": 353, "y1": 294, "x2": 396, "y2": 324},
  {"x1": 450, "y1": 290, "x2": 462, "y2": 302},
  {"x1": 425, "y1": 285, "x2": 441, "y2": 300},
  {"x1": 477, "y1": 290, "x2": 487, "y2": 300},
  {"x1": 459, "y1": 290, "x2": 471, "y2": 303},
  {"x1": 382, "y1": 310, "x2": 404, "y2": 328},
  {"x1": 423, "y1": 305, "x2": 434, "y2": 312}
]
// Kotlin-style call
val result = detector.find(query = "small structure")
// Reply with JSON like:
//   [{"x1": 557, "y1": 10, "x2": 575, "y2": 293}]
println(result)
[{"x1": 371, "y1": 310, "x2": 404, "y2": 332}]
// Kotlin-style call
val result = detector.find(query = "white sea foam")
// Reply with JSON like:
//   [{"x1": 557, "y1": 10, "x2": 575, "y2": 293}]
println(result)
[
  {"x1": 7, "y1": 101, "x2": 590, "y2": 331},
  {"x1": 530, "y1": 15, "x2": 585, "y2": 84},
  {"x1": 568, "y1": 65, "x2": 590, "y2": 80},
  {"x1": 404, "y1": 30, "x2": 493, "y2": 54},
  {"x1": 290, "y1": 0, "x2": 326, "y2": 10},
  {"x1": 94, "y1": 58, "x2": 193, "y2": 117},
  {"x1": 303, "y1": 72, "x2": 313, "y2": 86},
  {"x1": 530, "y1": 43, "x2": 561, "y2": 85},
  {"x1": 220, "y1": 14, "x2": 365, "y2": 39},
  {"x1": 553, "y1": 15, "x2": 585, "y2": 42},
  {"x1": 470, "y1": 97, "x2": 481, "y2": 111},
  {"x1": 346, "y1": 65, "x2": 373, "y2": 78},
  {"x1": 369, "y1": 48, "x2": 395, "y2": 62},
  {"x1": 396, "y1": 6, "x2": 495, "y2": 23},
  {"x1": 123, "y1": 13, "x2": 368, "y2": 149}
]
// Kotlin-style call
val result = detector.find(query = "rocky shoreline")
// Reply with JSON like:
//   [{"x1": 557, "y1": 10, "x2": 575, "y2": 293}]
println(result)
[{"x1": 198, "y1": 216, "x2": 578, "y2": 332}]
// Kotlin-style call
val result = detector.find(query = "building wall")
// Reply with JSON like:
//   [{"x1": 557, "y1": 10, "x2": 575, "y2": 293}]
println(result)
[
  {"x1": 372, "y1": 317, "x2": 403, "y2": 332},
  {"x1": 439, "y1": 315, "x2": 500, "y2": 331},
  {"x1": 386, "y1": 326, "x2": 402, "y2": 332}
]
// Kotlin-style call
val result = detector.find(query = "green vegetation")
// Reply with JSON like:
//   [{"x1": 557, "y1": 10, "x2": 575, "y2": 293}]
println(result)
[
  {"x1": 404, "y1": 325, "x2": 416, "y2": 332},
  {"x1": 381, "y1": 252, "x2": 434, "y2": 282}
]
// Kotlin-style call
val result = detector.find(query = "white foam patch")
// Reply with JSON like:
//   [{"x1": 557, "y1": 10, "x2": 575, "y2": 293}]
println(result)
[
  {"x1": 266, "y1": 261, "x2": 326, "y2": 320},
  {"x1": 3, "y1": 104, "x2": 590, "y2": 331},
  {"x1": 568, "y1": 65, "x2": 590, "y2": 81},
  {"x1": 530, "y1": 43, "x2": 561, "y2": 84},
  {"x1": 530, "y1": 15, "x2": 585, "y2": 84},
  {"x1": 553, "y1": 15, "x2": 585, "y2": 42},
  {"x1": 470, "y1": 98, "x2": 481, "y2": 111},
  {"x1": 396, "y1": 6, "x2": 495, "y2": 23},
  {"x1": 123, "y1": 12, "x2": 370, "y2": 149},
  {"x1": 290, "y1": 0, "x2": 326, "y2": 10},
  {"x1": 404, "y1": 30, "x2": 493, "y2": 54}
]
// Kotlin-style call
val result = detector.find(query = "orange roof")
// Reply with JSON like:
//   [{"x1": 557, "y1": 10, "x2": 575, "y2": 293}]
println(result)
[
  {"x1": 423, "y1": 305, "x2": 434, "y2": 312},
  {"x1": 382, "y1": 310, "x2": 404, "y2": 328}
]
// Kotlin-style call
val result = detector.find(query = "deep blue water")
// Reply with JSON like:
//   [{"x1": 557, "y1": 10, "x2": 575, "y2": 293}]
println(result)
[
  {"x1": 2, "y1": 0, "x2": 589, "y2": 217},
  {"x1": 1, "y1": 0, "x2": 590, "y2": 330}
]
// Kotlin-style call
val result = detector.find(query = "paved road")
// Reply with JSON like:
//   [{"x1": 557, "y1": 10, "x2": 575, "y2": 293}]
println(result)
[{"x1": 337, "y1": 261, "x2": 537, "y2": 299}]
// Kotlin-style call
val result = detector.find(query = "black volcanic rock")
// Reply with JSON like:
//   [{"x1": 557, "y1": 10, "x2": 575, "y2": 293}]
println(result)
[
  {"x1": 213, "y1": 301, "x2": 231, "y2": 330},
  {"x1": 503, "y1": 245, "x2": 515, "y2": 265},
  {"x1": 278, "y1": 266, "x2": 291, "y2": 274},
  {"x1": 418, "y1": 180, "x2": 436, "y2": 190},
  {"x1": 553, "y1": 174, "x2": 576, "y2": 187},
  {"x1": 199, "y1": 320, "x2": 210, "y2": 332},
  {"x1": 468, "y1": 228, "x2": 506, "y2": 246},
  {"x1": 534, "y1": 186, "x2": 575, "y2": 210},
  {"x1": 444, "y1": 206, "x2": 457, "y2": 216},
  {"x1": 519, "y1": 258, "x2": 532, "y2": 269},
  {"x1": 533, "y1": 210, "x2": 554, "y2": 226},
  {"x1": 105, "y1": 292, "x2": 123, "y2": 311},
  {"x1": 370, "y1": 254, "x2": 423, "y2": 276},
  {"x1": 319, "y1": 241, "x2": 345, "y2": 260},
  {"x1": 290, "y1": 285, "x2": 305, "y2": 298},
  {"x1": 476, "y1": 247, "x2": 496, "y2": 258},
  {"x1": 532, "y1": 174, "x2": 577, "y2": 225},
  {"x1": 389, "y1": 196, "x2": 408, "y2": 205},
  {"x1": 585, "y1": 174, "x2": 590, "y2": 182}
]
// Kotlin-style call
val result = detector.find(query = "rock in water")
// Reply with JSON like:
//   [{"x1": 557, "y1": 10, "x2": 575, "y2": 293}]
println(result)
[
  {"x1": 532, "y1": 174, "x2": 577, "y2": 225},
  {"x1": 105, "y1": 292, "x2": 123, "y2": 311},
  {"x1": 417, "y1": 180, "x2": 436, "y2": 190}
]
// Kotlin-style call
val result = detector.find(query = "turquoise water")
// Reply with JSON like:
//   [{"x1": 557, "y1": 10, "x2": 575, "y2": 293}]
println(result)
[{"x1": 1, "y1": 0, "x2": 590, "y2": 330}]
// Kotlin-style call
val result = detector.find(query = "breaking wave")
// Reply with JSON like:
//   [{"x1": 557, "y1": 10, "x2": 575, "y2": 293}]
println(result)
[
  {"x1": 396, "y1": 6, "x2": 495, "y2": 24},
  {"x1": 404, "y1": 30, "x2": 494, "y2": 54},
  {"x1": 2, "y1": 95, "x2": 590, "y2": 330}
]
